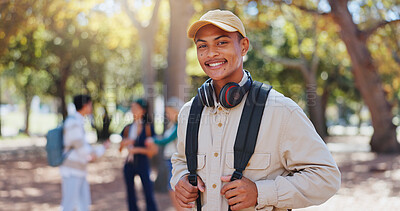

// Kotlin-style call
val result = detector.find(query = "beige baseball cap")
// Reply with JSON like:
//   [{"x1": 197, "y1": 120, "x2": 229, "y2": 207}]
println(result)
[{"x1": 187, "y1": 9, "x2": 246, "y2": 39}]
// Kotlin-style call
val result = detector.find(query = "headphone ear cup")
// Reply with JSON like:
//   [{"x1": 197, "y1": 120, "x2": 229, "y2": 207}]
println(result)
[
  {"x1": 198, "y1": 82, "x2": 215, "y2": 107},
  {"x1": 204, "y1": 82, "x2": 215, "y2": 107},
  {"x1": 219, "y1": 82, "x2": 242, "y2": 109},
  {"x1": 197, "y1": 85, "x2": 207, "y2": 106}
]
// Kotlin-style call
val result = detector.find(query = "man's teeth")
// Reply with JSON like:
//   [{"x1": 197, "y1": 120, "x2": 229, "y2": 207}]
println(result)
[{"x1": 209, "y1": 62, "x2": 225, "y2": 67}]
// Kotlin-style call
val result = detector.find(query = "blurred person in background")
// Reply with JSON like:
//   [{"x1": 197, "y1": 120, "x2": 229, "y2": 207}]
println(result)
[
  {"x1": 120, "y1": 98, "x2": 158, "y2": 211},
  {"x1": 60, "y1": 94, "x2": 110, "y2": 211},
  {"x1": 153, "y1": 97, "x2": 185, "y2": 211}
]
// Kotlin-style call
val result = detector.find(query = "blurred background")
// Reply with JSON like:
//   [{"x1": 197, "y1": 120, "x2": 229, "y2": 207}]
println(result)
[{"x1": 0, "y1": 0, "x2": 400, "y2": 210}]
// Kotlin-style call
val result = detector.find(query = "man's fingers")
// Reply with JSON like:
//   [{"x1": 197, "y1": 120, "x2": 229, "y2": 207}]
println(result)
[
  {"x1": 176, "y1": 183, "x2": 198, "y2": 198},
  {"x1": 175, "y1": 190, "x2": 198, "y2": 204},
  {"x1": 175, "y1": 194, "x2": 195, "y2": 209},
  {"x1": 229, "y1": 201, "x2": 247, "y2": 211},
  {"x1": 176, "y1": 186, "x2": 196, "y2": 199},
  {"x1": 224, "y1": 187, "x2": 240, "y2": 200},
  {"x1": 221, "y1": 175, "x2": 231, "y2": 182},
  {"x1": 227, "y1": 192, "x2": 245, "y2": 205},
  {"x1": 197, "y1": 176, "x2": 206, "y2": 192},
  {"x1": 174, "y1": 175, "x2": 202, "y2": 208},
  {"x1": 179, "y1": 176, "x2": 199, "y2": 193},
  {"x1": 175, "y1": 184, "x2": 198, "y2": 208},
  {"x1": 220, "y1": 176, "x2": 240, "y2": 195}
]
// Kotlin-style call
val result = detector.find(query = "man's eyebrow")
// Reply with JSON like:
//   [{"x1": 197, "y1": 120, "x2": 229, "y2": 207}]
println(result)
[
  {"x1": 214, "y1": 35, "x2": 231, "y2": 40},
  {"x1": 195, "y1": 39, "x2": 206, "y2": 44},
  {"x1": 195, "y1": 35, "x2": 231, "y2": 43}
]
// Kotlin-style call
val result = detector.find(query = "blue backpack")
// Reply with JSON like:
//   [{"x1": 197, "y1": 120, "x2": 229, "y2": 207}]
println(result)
[{"x1": 45, "y1": 117, "x2": 73, "y2": 167}]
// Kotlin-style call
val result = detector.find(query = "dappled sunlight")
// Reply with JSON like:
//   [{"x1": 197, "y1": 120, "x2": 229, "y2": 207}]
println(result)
[
  {"x1": 1, "y1": 136, "x2": 400, "y2": 210},
  {"x1": 391, "y1": 169, "x2": 400, "y2": 181},
  {"x1": 1, "y1": 0, "x2": 400, "y2": 210},
  {"x1": 22, "y1": 187, "x2": 43, "y2": 197},
  {"x1": 16, "y1": 161, "x2": 33, "y2": 169},
  {"x1": 300, "y1": 151, "x2": 400, "y2": 210}
]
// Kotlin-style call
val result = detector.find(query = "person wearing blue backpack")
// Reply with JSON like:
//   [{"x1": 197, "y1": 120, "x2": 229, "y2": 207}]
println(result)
[
  {"x1": 60, "y1": 94, "x2": 109, "y2": 211},
  {"x1": 171, "y1": 10, "x2": 341, "y2": 211}
]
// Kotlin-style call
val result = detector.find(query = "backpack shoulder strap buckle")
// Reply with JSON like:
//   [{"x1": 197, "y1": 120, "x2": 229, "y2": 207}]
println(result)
[
  {"x1": 188, "y1": 173, "x2": 198, "y2": 186},
  {"x1": 230, "y1": 170, "x2": 243, "y2": 181}
]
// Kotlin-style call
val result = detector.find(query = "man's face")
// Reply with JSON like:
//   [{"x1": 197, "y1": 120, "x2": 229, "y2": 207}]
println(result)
[
  {"x1": 131, "y1": 103, "x2": 145, "y2": 120},
  {"x1": 195, "y1": 24, "x2": 249, "y2": 84},
  {"x1": 165, "y1": 106, "x2": 179, "y2": 122},
  {"x1": 83, "y1": 101, "x2": 93, "y2": 115}
]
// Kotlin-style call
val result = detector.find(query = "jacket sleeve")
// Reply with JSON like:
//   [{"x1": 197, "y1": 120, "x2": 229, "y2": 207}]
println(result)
[
  {"x1": 154, "y1": 124, "x2": 178, "y2": 146},
  {"x1": 170, "y1": 104, "x2": 191, "y2": 190},
  {"x1": 255, "y1": 108, "x2": 341, "y2": 210},
  {"x1": 63, "y1": 121, "x2": 85, "y2": 149}
]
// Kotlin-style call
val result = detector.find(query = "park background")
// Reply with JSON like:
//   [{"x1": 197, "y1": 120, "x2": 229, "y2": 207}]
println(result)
[{"x1": 0, "y1": 0, "x2": 400, "y2": 210}]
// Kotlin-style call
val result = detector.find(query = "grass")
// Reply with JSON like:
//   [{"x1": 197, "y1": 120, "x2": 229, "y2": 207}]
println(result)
[
  {"x1": 1, "y1": 112, "x2": 60, "y2": 137},
  {"x1": 1, "y1": 111, "x2": 165, "y2": 139}
]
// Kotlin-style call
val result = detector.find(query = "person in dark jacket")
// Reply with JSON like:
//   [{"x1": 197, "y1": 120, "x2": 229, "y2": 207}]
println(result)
[{"x1": 120, "y1": 98, "x2": 158, "y2": 211}]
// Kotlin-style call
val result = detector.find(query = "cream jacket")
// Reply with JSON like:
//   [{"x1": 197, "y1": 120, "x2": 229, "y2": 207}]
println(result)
[
  {"x1": 60, "y1": 113, "x2": 105, "y2": 177},
  {"x1": 171, "y1": 84, "x2": 341, "y2": 211}
]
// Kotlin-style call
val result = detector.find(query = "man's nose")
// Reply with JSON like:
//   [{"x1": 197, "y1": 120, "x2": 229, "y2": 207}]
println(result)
[{"x1": 207, "y1": 46, "x2": 219, "y2": 57}]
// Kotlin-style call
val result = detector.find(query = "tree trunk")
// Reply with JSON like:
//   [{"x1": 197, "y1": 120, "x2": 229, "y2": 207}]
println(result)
[
  {"x1": 321, "y1": 81, "x2": 330, "y2": 132},
  {"x1": 122, "y1": 0, "x2": 161, "y2": 114},
  {"x1": 58, "y1": 65, "x2": 70, "y2": 120},
  {"x1": 23, "y1": 94, "x2": 33, "y2": 135},
  {"x1": 305, "y1": 75, "x2": 327, "y2": 138},
  {"x1": 165, "y1": 0, "x2": 194, "y2": 101},
  {"x1": 0, "y1": 80, "x2": 2, "y2": 137},
  {"x1": 59, "y1": 83, "x2": 67, "y2": 120},
  {"x1": 154, "y1": 0, "x2": 194, "y2": 192},
  {"x1": 328, "y1": 0, "x2": 400, "y2": 153},
  {"x1": 140, "y1": 36, "x2": 156, "y2": 113},
  {"x1": 22, "y1": 75, "x2": 34, "y2": 135}
]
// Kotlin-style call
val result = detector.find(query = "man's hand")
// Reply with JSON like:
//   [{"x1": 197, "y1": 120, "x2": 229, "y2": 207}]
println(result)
[
  {"x1": 220, "y1": 175, "x2": 258, "y2": 210},
  {"x1": 175, "y1": 174, "x2": 205, "y2": 208},
  {"x1": 103, "y1": 139, "x2": 111, "y2": 149},
  {"x1": 89, "y1": 153, "x2": 98, "y2": 162},
  {"x1": 119, "y1": 139, "x2": 134, "y2": 152}
]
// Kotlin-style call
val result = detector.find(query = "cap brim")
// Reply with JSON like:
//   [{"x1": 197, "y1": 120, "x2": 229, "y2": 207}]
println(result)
[{"x1": 187, "y1": 20, "x2": 237, "y2": 39}]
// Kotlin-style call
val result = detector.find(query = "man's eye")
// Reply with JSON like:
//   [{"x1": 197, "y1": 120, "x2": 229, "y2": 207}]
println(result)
[
  {"x1": 217, "y1": 41, "x2": 228, "y2": 45},
  {"x1": 198, "y1": 44, "x2": 207, "y2": 49}
]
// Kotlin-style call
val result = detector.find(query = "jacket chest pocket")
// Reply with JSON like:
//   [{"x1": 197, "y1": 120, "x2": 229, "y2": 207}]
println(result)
[
  {"x1": 197, "y1": 154, "x2": 206, "y2": 170},
  {"x1": 226, "y1": 152, "x2": 271, "y2": 170},
  {"x1": 196, "y1": 154, "x2": 206, "y2": 183}
]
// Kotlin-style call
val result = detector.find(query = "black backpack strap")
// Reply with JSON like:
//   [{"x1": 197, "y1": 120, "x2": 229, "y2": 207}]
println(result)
[
  {"x1": 228, "y1": 81, "x2": 271, "y2": 211},
  {"x1": 185, "y1": 95, "x2": 204, "y2": 211},
  {"x1": 231, "y1": 81, "x2": 272, "y2": 180},
  {"x1": 185, "y1": 82, "x2": 272, "y2": 211}
]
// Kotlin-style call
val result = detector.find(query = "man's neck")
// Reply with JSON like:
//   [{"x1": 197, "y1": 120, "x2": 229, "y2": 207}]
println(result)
[
  {"x1": 78, "y1": 110, "x2": 86, "y2": 117},
  {"x1": 213, "y1": 69, "x2": 244, "y2": 100}
]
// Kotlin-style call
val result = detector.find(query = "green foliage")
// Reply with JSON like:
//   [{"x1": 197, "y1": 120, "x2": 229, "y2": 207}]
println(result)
[{"x1": 1, "y1": 0, "x2": 399, "y2": 137}]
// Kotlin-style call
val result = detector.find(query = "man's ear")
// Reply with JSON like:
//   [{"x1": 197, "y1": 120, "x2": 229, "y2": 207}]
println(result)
[{"x1": 240, "y1": 37, "x2": 250, "y2": 56}]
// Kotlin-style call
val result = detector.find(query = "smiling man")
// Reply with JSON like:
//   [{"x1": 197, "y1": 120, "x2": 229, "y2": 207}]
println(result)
[{"x1": 171, "y1": 10, "x2": 341, "y2": 211}]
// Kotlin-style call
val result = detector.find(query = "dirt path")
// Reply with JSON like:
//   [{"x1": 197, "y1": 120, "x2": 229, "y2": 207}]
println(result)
[
  {"x1": 0, "y1": 141, "x2": 173, "y2": 211},
  {"x1": 1, "y1": 136, "x2": 400, "y2": 210}
]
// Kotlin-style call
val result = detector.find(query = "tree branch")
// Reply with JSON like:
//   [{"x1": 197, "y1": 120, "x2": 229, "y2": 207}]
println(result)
[
  {"x1": 392, "y1": 50, "x2": 400, "y2": 65},
  {"x1": 252, "y1": 43, "x2": 308, "y2": 76},
  {"x1": 0, "y1": 0, "x2": 9, "y2": 5},
  {"x1": 310, "y1": 14, "x2": 320, "y2": 75},
  {"x1": 279, "y1": 5, "x2": 306, "y2": 61},
  {"x1": 120, "y1": 0, "x2": 143, "y2": 31},
  {"x1": 291, "y1": 3, "x2": 331, "y2": 16},
  {"x1": 361, "y1": 19, "x2": 400, "y2": 41},
  {"x1": 148, "y1": 0, "x2": 161, "y2": 29}
]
